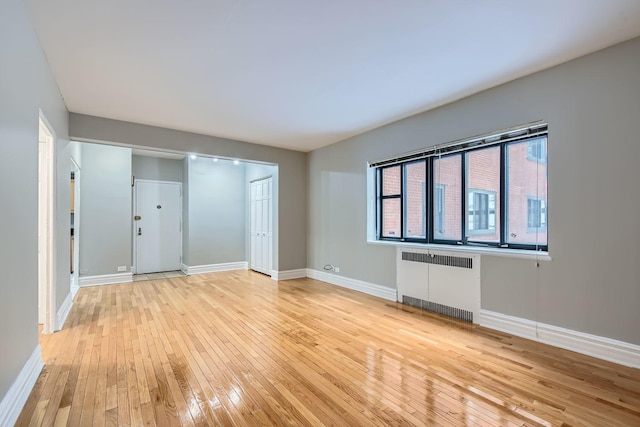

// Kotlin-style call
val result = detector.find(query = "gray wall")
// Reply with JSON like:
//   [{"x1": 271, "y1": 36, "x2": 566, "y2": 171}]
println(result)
[
  {"x1": 185, "y1": 157, "x2": 246, "y2": 266},
  {"x1": 79, "y1": 143, "x2": 132, "y2": 276},
  {"x1": 132, "y1": 155, "x2": 183, "y2": 182},
  {"x1": 69, "y1": 114, "x2": 307, "y2": 271},
  {"x1": 308, "y1": 37, "x2": 640, "y2": 345},
  {"x1": 0, "y1": 0, "x2": 69, "y2": 401}
]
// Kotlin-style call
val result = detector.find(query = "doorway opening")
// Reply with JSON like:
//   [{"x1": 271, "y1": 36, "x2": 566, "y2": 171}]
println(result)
[{"x1": 38, "y1": 114, "x2": 56, "y2": 333}]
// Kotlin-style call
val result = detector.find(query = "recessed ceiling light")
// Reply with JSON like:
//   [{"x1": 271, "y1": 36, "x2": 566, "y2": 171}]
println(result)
[
  {"x1": 213, "y1": 158, "x2": 218, "y2": 162},
  {"x1": 190, "y1": 154, "x2": 196, "y2": 159},
  {"x1": 233, "y1": 160, "x2": 239, "y2": 165}
]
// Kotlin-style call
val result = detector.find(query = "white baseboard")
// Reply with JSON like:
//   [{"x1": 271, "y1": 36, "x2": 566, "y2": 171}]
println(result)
[
  {"x1": 184, "y1": 261, "x2": 248, "y2": 276},
  {"x1": 79, "y1": 272, "x2": 133, "y2": 287},
  {"x1": 180, "y1": 263, "x2": 188, "y2": 275},
  {"x1": 0, "y1": 345, "x2": 44, "y2": 427},
  {"x1": 56, "y1": 292, "x2": 73, "y2": 331},
  {"x1": 479, "y1": 310, "x2": 640, "y2": 369},
  {"x1": 271, "y1": 269, "x2": 307, "y2": 281},
  {"x1": 306, "y1": 269, "x2": 397, "y2": 301},
  {"x1": 71, "y1": 283, "x2": 80, "y2": 301}
]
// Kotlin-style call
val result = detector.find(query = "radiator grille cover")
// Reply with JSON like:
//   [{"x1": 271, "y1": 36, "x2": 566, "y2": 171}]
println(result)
[
  {"x1": 401, "y1": 251, "x2": 473, "y2": 269},
  {"x1": 402, "y1": 295, "x2": 473, "y2": 323}
]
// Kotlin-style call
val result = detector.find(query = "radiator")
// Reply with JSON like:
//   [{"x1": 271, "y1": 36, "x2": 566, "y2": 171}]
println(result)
[{"x1": 397, "y1": 247, "x2": 480, "y2": 323}]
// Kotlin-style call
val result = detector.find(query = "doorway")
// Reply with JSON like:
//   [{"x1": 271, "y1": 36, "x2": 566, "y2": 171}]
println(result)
[
  {"x1": 134, "y1": 180, "x2": 182, "y2": 274},
  {"x1": 38, "y1": 114, "x2": 56, "y2": 333},
  {"x1": 250, "y1": 177, "x2": 273, "y2": 275}
]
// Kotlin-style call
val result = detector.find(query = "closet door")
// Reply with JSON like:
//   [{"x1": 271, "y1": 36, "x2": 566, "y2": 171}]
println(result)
[{"x1": 250, "y1": 177, "x2": 272, "y2": 275}]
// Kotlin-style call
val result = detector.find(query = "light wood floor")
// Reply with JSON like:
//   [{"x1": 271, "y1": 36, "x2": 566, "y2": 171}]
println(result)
[{"x1": 17, "y1": 271, "x2": 640, "y2": 426}]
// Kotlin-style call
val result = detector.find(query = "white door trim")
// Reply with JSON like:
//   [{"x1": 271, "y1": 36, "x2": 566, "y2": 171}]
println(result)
[
  {"x1": 38, "y1": 111, "x2": 57, "y2": 334},
  {"x1": 133, "y1": 179, "x2": 183, "y2": 274},
  {"x1": 70, "y1": 158, "x2": 81, "y2": 298}
]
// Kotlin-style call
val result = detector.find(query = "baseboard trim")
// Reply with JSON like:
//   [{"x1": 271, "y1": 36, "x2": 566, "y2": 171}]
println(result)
[
  {"x1": 79, "y1": 272, "x2": 133, "y2": 287},
  {"x1": 306, "y1": 269, "x2": 397, "y2": 301},
  {"x1": 184, "y1": 261, "x2": 249, "y2": 276},
  {"x1": 271, "y1": 269, "x2": 307, "y2": 281},
  {"x1": 479, "y1": 310, "x2": 640, "y2": 368},
  {"x1": 56, "y1": 292, "x2": 73, "y2": 331},
  {"x1": 180, "y1": 263, "x2": 188, "y2": 275},
  {"x1": 0, "y1": 345, "x2": 44, "y2": 427}
]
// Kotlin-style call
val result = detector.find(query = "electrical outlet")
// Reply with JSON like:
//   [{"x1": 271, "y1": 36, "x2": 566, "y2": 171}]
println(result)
[
  {"x1": 334, "y1": 267, "x2": 340, "y2": 273},
  {"x1": 117, "y1": 266, "x2": 127, "y2": 272}
]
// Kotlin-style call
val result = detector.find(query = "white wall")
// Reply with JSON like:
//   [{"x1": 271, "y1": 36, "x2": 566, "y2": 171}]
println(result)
[
  {"x1": 0, "y1": 0, "x2": 69, "y2": 402},
  {"x1": 307, "y1": 37, "x2": 640, "y2": 345}
]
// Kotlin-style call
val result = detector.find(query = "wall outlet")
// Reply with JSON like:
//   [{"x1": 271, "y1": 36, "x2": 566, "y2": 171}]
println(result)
[
  {"x1": 334, "y1": 267, "x2": 340, "y2": 273},
  {"x1": 117, "y1": 266, "x2": 127, "y2": 272}
]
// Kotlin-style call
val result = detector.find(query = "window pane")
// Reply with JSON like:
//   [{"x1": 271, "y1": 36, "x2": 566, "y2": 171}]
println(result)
[
  {"x1": 466, "y1": 147, "x2": 500, "y2": 242},
  {"x1": 433, "y1": 154, "x2": 462, "y2": 240},
  {"x1": 507, "y1": 140, "x2": 547, "y2": 246},
  {"x1": 382, "y1": 165, "x2": 401, "y2": 196},
  {"x1": 382, "y1": 198, "x2": 401, "y2": 238},
  {"x1": 404, "y1": 161, "x2": 426, "y2": 238}
]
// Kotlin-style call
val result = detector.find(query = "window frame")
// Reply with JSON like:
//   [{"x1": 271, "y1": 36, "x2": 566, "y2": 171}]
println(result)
[
  {"x1": 372, "y1": 124, "x2": 548, "y2": 252},
  {"x1": 378, "y1": 165, "x2": 403, "y2": 239}
]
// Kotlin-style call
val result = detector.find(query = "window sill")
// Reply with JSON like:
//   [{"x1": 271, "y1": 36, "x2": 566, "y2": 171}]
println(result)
[{"x1": 367, "y1": 239, "x2": 551, "y2": 261}]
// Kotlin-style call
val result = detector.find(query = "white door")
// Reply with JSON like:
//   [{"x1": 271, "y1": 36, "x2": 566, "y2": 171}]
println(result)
[
  {"x1": 135, "y1": 180, "x2": 182, "y2": 274},
  {"x1": 250, "y1": 177, "x2": 272, "y2": 275}
]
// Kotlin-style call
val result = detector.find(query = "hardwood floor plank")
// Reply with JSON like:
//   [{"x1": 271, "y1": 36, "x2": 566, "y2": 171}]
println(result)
[{"x1": 16, "y1": 271, "x2": 640, "y2": 426}]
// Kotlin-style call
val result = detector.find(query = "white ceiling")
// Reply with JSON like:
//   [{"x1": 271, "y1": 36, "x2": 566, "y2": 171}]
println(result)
[{"x1": 27, "y1": 1, "x2": 640, "y2": 152}]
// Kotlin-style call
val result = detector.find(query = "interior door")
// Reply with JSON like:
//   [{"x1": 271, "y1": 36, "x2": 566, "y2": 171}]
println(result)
[
  {"x1": 135, "y1": 180, "x2": 181, "y2": 274},
  {"x1": 250, "y1": 177, "x2": 272, "y2": 275}
]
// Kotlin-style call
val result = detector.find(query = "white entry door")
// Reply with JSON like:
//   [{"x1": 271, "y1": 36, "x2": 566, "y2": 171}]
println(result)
[
  {"x1": 250, "y1": 177, "x2": 273, "y2": 275},
  {"x1": 135, "y1": 180, "x2": 182, "y2": 274}
]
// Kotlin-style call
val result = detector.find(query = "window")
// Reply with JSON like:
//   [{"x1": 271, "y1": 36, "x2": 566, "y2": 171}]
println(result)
[
  {"x1": 380, "y1": 165, "x2": 401, "y2": 238},
  {"x1": 527, "y1": 137, "x2": 547, "y2": 163},
  {"x1": 404, "y1": 161, "x2": 426, "y2": 238},
  {"x1": 433, "y1": 155, "x2": 461, "y2": 241},
  {"x1": 466, "y1": 146, "x2": 500, "y2": 242},
  {"x1": 467, "y1": 190, "x2": 496, "y2": 234},
  {"x1": 527, "y1": 198, "x2": 546, "y2": 230},
  {"x1": 507, "y1": 138, "x2": 548, "y2": 246},
  {"x1": 373, "y1": 123, "x2": 548, "y2": 251}
]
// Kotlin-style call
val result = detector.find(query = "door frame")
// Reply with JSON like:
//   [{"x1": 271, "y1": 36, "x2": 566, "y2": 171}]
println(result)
[
  {"x1": 38, "y1": 111, "x2": 57, "y2": 334},
  {"x1": 132, "y1": 179, "x2": 183, "y2": 274},
  {"x1": 249, "y1": 176, "x2": 273, "y2": 275},
  {"x1": 70, "y1": 158, "x2": 81, "y2": 298}
]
